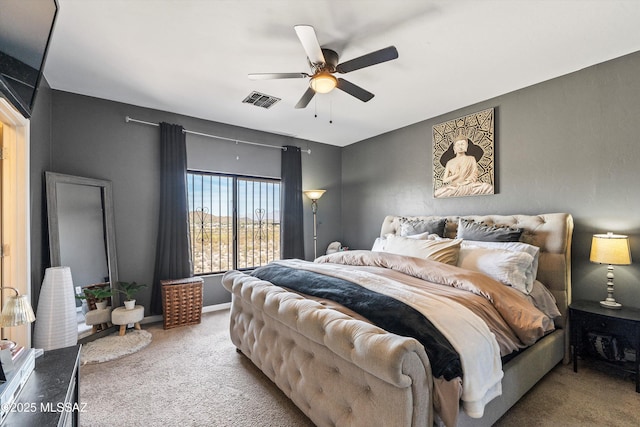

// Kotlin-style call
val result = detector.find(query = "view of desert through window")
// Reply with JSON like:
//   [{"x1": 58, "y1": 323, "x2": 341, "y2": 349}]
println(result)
[{"x1": 189, "y1": 211, "x2": 280, "y2": 274}]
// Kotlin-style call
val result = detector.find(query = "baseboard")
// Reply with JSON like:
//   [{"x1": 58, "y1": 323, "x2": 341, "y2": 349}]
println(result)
[
  {"x1": 141, "y1": 314, "x2": 163, "y2": 325},
  {"x1": 140, "y1": 302, "x2": 231, "y2": 325},
  {"x1": 202, "y1": 302, "x2": 231, "y2": 313}
]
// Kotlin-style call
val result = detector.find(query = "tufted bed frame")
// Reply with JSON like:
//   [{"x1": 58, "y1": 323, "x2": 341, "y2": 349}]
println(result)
[{"x1": 223, "y1": 213, "x2": 574, "y2": 426}]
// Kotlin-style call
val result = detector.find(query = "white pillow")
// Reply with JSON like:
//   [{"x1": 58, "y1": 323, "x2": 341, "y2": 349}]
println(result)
[
  {"x1": 457, "y1": 245, "x2": 535, "y2": 294},
  {"x1": 383, "y1": 235, "x2": 461, "y2": 265},
  {"x1": 461, "y1": 240, "x2": 540, "y2": 282},
  {"x1": 405, "y1": 232, "x2": 441, "y2": 240},
  {"x1": 371, "y1": 237, "x2": 386, "y2": 252},
  {"x1": 372, "y1": 233, "x2": 440, "y2": 252}
]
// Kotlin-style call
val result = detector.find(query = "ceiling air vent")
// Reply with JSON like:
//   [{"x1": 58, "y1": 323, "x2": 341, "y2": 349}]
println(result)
[{"x1": 242, "y1": 91, "x2": 281, "y2": 109}]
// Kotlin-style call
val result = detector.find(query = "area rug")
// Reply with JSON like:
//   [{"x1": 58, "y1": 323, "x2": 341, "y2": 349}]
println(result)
[{"x1": 80, "y1": 330, "x2": 152, "y2": 365}]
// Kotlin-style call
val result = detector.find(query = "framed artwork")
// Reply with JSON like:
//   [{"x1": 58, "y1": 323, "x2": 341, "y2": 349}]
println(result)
[{"x1": 432, "y1": 108, "x2": 495, "y2": 198}]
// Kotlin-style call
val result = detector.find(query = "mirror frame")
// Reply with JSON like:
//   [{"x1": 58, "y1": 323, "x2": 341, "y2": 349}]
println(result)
[{"x1": 45, "y1": 172, "x2": 120, "y2": 309}]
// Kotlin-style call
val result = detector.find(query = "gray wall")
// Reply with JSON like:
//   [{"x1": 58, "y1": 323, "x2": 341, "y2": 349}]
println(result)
[
  {"x1": 31, "y1": 91, "x2": 342, "y2": 311},
  {"x1": 342, "y1": 51, "x2": 640, "y2": 309},
  {"x1": 30, "y1": 50, "x2": 640, "y2": 313}
]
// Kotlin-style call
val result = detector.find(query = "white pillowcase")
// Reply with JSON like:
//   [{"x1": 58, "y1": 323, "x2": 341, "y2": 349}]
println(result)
[
  {"x1": 371, "y1": 233, "x2": 440, "y2": 252},
  {"x1": 404, "y1": 231, "x2": 441, "y2": 240},
  {"x1": 457, "y1": 245, "x2": 535, "y2": 294},
  {"x1": 461, "y1": 240, "x2": 540, "y2": 282},
  {"x1": 383, "y1": 235, "x2": 462, "y2": 265},
  {"x1": 371, "y1": 237, "x2": 386, "y2": 252}
]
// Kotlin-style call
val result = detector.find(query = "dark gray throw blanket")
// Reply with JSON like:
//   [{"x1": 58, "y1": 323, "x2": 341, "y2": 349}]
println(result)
[{"x1": 252, "y1": 263, "x2": 462, "y2": 380}]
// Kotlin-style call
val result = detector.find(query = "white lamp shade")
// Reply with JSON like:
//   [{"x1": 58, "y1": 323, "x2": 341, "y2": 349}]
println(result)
[
  {"x1": 590, "y1": 233, "x2": 632, "y2": 265},
  {"x1": 310, "y1": 73, "x2": 337, "y2": 94},
  {"x1": 33, "y1": 266, "x2": 78, "y2": 350},
  {"x1": 303, "y1": 190, "x2": 326, "y2": 200}
]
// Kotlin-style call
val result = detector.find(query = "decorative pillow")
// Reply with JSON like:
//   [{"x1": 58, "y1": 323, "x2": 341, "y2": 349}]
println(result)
[
  {"x1": 383, "y1": 235, "x2": 461, "y2": 265},
  {"x1": 461, "y1": 240, "x2": 540, "y2": 282},
  {"x1": 399, "y1": 217, "x2": 447, "y2": 237},
  {"x1": 457, "y1": 245, "x2": 535, "y2": 293},
  {"x1": 456, "y1": 218, "x2": 523, "y2": 242}
]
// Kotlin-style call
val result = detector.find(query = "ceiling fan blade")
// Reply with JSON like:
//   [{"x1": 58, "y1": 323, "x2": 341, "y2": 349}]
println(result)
[
  {"x1": 336, "y1": 46, "x2": 399, "y2": 73},
  {"x1": 336, "y1": 78, "x2": 374, "y2": 102},
  {"x1": 248, "y1": 73, "x2": 308, "y2": 80},
  {"x1": 295, "y1": 87, "x2": 316, "y2": 109},
  {"x1": 294, "y1": 25, "x2": 325, "y2": 65}
]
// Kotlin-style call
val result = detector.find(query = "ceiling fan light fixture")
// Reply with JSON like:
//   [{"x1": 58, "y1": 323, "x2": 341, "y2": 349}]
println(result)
[{"x1": 310, "y1": 72, "x2": 337, "y2": 94}]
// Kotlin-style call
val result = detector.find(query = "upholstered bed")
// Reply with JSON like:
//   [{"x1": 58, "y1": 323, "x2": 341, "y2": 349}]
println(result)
[{"x1": 222, "y1": 213, "x2": 573, "y2": 426}]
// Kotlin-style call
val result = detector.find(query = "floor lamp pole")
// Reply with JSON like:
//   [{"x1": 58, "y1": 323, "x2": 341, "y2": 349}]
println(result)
[{"x1": 311, "y1": 200, "x2": 318, "y2": 259}]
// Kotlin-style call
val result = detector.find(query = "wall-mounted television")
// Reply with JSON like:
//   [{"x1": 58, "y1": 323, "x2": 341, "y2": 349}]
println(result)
[{"x1": 0, "y1": 0, "x2": 58, "y2": 118}]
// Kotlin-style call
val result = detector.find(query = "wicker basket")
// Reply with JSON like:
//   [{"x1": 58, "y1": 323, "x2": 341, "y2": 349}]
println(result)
[{"x1": 161, "y1": 277, "x2": 203, "y2": 329}]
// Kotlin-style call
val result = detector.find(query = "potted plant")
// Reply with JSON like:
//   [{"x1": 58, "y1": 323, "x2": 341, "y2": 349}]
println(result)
[
  {"x1": 75, "y1": 287, "x2": 113, "y2": 310},
  {"x1": 117, "y1": 281, "x2": 147, "y2": 309}
]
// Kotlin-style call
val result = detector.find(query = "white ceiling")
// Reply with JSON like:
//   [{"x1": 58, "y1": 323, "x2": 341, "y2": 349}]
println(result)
[{"x1": 44, "y1": 0, "x2": 640, "y2": 147}]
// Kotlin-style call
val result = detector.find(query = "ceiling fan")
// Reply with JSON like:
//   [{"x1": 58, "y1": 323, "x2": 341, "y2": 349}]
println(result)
[{"x1": 248, "y1": 25, "x2": 398, "y2": 108}]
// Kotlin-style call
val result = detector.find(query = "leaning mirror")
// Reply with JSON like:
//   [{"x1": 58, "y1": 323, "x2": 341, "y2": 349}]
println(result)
[{"x1": 45, "y1": 172, "x2": 119, "y2": 342}]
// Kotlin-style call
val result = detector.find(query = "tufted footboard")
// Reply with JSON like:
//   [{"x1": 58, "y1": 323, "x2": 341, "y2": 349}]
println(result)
[{"x1": 223, "y1": 270, "x2": 433, "y2": 427}]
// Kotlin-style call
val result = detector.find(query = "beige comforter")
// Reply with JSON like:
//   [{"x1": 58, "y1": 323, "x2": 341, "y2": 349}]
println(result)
[{"x1": 275, "y1": 251, "x2": 553, "y2": 422}]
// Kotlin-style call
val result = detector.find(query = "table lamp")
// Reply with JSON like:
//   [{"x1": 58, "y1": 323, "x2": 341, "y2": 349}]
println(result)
[
  {"x1": 0, "y1": 286, "x2": 36, "y2": 350},
  {"x1": 590, "y1": 232, "x2": 632, "y2": 309}
]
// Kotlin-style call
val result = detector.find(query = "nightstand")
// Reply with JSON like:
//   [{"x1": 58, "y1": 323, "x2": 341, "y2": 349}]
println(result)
[{"x1": 570, "y1": 300, "x2": 640, "y2": 392}]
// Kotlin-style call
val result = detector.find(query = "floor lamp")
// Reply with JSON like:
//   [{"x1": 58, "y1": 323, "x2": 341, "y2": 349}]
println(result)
[{"x1": 303, "y1": 190, "x2": 326, "y2": 259}]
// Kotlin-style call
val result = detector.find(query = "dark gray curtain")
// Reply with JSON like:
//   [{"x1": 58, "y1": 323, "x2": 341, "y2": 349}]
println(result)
[
  {"x1": 281, "y1": 145, "x2": 304, "y2": 259},
  {"x1": 151, "y1": 122, "x2": 192, "y2": 314}
]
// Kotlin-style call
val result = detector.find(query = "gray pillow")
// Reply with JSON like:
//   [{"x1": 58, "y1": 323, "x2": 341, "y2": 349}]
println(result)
[
  {"x1": 456, "y1": 218, "x2": 523, "y2": 242},
  {"x1": 399, "y1": 217, "x2": 447, "y2": 237}
]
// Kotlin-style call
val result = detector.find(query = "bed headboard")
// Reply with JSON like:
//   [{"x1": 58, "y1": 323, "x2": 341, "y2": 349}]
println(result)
[{"x1": 380, "y1": 213, "x2": 574, "y2": 322}]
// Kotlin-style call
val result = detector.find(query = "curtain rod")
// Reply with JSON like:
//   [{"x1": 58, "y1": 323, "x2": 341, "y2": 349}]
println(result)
[{"x1": 125, "y1": 116, "x2": 311, "y2": 154}]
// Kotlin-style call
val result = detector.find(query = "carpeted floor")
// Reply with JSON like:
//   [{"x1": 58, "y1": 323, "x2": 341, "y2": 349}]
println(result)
[{"x1": 80, "y1": 310, "x2": 640, "y2": 426}]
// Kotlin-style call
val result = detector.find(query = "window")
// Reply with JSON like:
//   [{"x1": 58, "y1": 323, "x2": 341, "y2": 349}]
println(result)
[{"x1": 187, "y1": 171, "x2": 281, "y2": 274}]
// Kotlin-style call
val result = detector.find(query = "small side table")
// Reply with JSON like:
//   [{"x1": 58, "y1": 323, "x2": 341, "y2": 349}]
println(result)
[
  {"x1": 111, "y1": 305, "x2": 144, "y2": 336},
  {"x1": 84, "y1": 306, "x2": 112, "y2": 333},
  {"x1": 570, "y1": 300, "x2": 640, "y2": 392}
]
